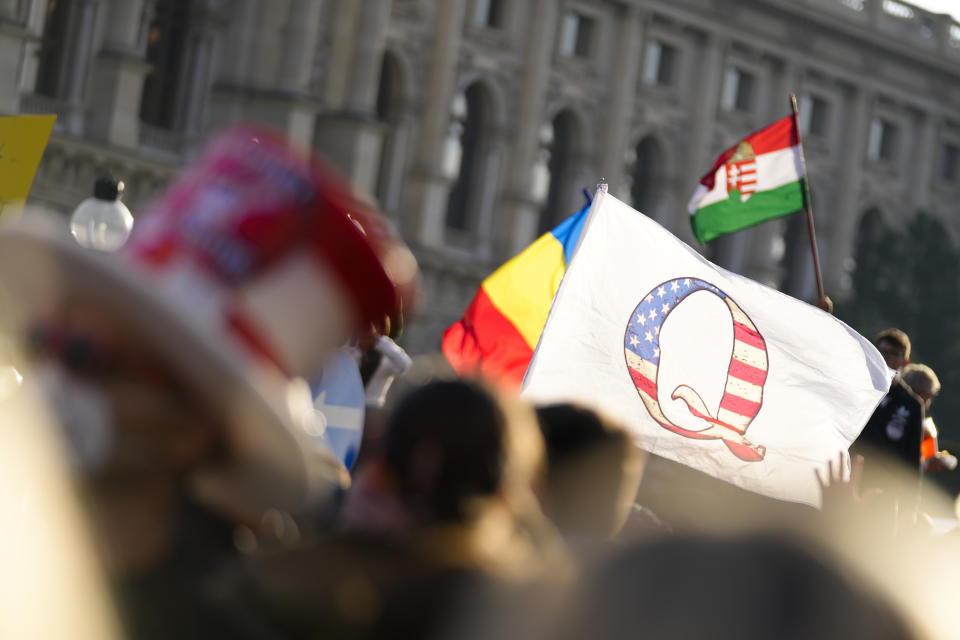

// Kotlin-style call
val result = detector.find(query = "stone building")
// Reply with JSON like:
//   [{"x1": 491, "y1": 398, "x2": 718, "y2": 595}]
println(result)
[{"x1": 1, "y1": 0, "x2": 958, "y2": 355}]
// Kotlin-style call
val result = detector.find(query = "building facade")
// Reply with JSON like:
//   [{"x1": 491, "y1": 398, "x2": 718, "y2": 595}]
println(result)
[{"x1": 1, "y1": 0, "x2": 958, "y2": 355}]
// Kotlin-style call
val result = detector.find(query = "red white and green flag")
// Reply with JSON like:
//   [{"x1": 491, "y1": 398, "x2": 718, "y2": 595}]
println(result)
[{"x1": 688, "y1": 115, "x2": 807, "y2": 244}]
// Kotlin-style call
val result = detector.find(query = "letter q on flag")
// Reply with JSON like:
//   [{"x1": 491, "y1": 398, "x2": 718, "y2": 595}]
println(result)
[{"x1": 522, "y1": 190, "x2": 892, "y2": 507}]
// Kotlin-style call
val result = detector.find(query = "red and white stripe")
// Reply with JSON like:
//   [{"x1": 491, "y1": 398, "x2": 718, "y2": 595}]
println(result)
[
  {"x1": 716, "y1": 298, "x2": 768, "y2": 433},
  {"x1": 625, "y1": 350, "x2": 671, "y2": 427},
  {"x1": 736, "y1": 160, "x2": 758, "y2": 201}
]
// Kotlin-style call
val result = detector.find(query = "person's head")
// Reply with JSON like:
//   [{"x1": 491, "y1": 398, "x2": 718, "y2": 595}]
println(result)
[
  {"x1": 900, "y1": 363, "x2": 940, "y2": 410},
  {"x1": 875, "y1": 329, "x2": 910, "y2": 371},
  {"x1": 535, "y1": 403, "x2": 644, "y2": 539},
  {"x1": 383, "y1": 379, "x2": 544, "y2": 526}
]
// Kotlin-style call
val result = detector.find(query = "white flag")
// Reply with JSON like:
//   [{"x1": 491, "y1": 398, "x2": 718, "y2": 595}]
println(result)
[{"x1": 522, "y1": 191, "x2": 892, "y2": 506}]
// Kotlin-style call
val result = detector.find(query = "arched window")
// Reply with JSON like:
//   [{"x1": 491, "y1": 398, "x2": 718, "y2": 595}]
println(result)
[
  {"x1": 539, "y1": 109, "x2": 582, "y2": 233},
  {"x1": 856, "y1": 208, "x2": 884, "y2": 242},
  {"x1": 35, "y1": 0, "x2": 71, "y2": 99},
  {"x1": 35, "y1": 0, "x2": 99, "y2": 107},
  {"x1": 375, "y1": 51, "x2": 407, "y2": 218},
  {"x1": 140, "y1": 0, "x2": 190, "y2": 129},
  {"x1": 850, "y1": 207, "x2": 886, "y2": 289},
  {"x1": 630, "y1": 136, "x2": 663, "y2": 217},
  {"x1": 445, "y1": 82, "x2": 494, "y2": 232}
]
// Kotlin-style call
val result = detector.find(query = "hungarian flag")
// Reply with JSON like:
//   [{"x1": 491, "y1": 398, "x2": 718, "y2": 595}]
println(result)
[
  {"x1": 688, "y1": 115, "x2": 807, "y2": 244},
  {"x1": 442, "y1": 201, "x2": 590, "y2": 390},
  {"x1": 523, "y1": 191, "x2": 891, "y2": 506}
]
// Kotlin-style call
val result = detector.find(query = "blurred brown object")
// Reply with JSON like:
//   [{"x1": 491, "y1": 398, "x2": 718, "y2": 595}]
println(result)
[
  {"x1": 535, "y1": 402, "x2": 646, "y2": 540},
  {"x1": 560, "y1": 533, "x2": 920, "y2": 640},
  {"x1": 0, "y1": 330, "x2": 121, "y2": 639},
  {"x1": 232, "y1": 379, "x2": 571, "y2": 640},
  {"x1": 0, "y1": 123, "x2": 420, "y2": 638}
]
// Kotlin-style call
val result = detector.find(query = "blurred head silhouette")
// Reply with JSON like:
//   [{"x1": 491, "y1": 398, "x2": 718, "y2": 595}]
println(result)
[
  {"x1": 382, "y1": 379, "x2": 544, "y2": 527},
  {"x1": 564, "y1": 533, "x2": 919, "y2": 640},
  {"x1": 900, "y1": 363, "x2": 940, "y2": 410},
  {"x1": 875, "y1": 329, "x2": 911, "y2": 372},
  {"x1": 535, "y1": 403, "x2": 644, "y2": 539}
]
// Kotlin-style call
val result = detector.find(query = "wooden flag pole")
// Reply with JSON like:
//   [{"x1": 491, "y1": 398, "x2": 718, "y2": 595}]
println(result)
[{"x1": 789, "y1": 94, "x2": 830, "y2": 312}]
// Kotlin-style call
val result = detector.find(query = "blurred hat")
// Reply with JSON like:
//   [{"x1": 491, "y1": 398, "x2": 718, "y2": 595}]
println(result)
[{"x1": 0, "y1": 123, "x2": 419, "y2": 513}]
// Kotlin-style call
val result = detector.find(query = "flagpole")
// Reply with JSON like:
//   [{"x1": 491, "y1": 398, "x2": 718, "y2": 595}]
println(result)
[{"x1": 789, "y1": 94, "x2": 830, "y2": 313}]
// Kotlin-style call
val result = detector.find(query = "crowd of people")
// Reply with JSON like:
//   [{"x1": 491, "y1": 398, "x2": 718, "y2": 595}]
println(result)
[{"x1": 0, "y1": 124, "x2": 956, "y2": 639}]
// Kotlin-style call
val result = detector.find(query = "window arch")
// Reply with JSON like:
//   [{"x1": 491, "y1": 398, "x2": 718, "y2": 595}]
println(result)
[
  {"x1": 849, "y1": 207, "x2": 887, "y2": 290},
  {"x1": 445, "y1": 81, "x2": 495, "y2": 233},
  {"x1": 35, "y1": 0, "x2": 72, "y2": 99},
  {"x1": 35, "y1": 0, "x2": 97, "y2": 107},
  {"x1": 375, "y1": 50, "x2": 403, "y2": 138},
  {"x1": 375, "y1": 50, "x2": 410, "y2": 219},
  {"x1": 140, "y1": 0, "x2": 190, "y2": 129},
  {"x1": 857, "y1": 207, "x2": 885, "y2": 242},
  {"x1": 629, "y1": 135, "x2": 665, "y2": 217},
  {"x1": 139, "y1": 0, "x2": 218, "y2": 142},
  {"x1": 539, "y1": 108, "x2": 584, "y2": 233}
]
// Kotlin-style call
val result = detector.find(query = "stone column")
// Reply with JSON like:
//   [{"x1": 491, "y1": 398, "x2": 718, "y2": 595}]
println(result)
[
  {"x1": 679, "y1": 31, "x2": 725, "y2": 244},
  {"x1": 60, "y1": 0, "x2": 99, "y2": 135},
  {"x1": 16, "y1": 0, "x2": 50, "y2": 97},
  {"x1": 100, "y1": 0, "x2": 144, "y2": 52},
  {"x1": 377, "y1": 110, "x2": 413, "y2": 218},
  {"x1": 824, "y1": 83, "x2": 871, "y2": 299},
  {"x1": 314, "y1": 0, "x2": 392, "y2": 195},
  {"x1": 207, "y1": 0, "x2": 318, "y2": 144},
  {"x1": 743, "y1": 56, "x2": 798, "y2": 286},
  {"x1": 176, "y1": 26, "x2": 213, "y2": 138},
  {"x1": 86, "y1": 0, "x2": 151, "y2": 147},
  {"x1": 212, "y1": 0, "x2": 254, "y2": 86},
  {"x1": 401, "y1": 0, "x2": 467, "y2": 247},
  {"x1": 600, "y1": 5, "x2": 643, "y2": 198},
  {"x1": 472, "y1": 128, "x2": 509, "y2": 260},
  {"x1": 344, "y1": 0, "x2": 391, "y2": 113},
  {"x1": 322, "y1": 0, "x2": 362, "y2": 110},
  {"x1": 909, "y1": 108, "x2": 938, "y2": 214},
  {"x1": 276, "y1": 0, "x2": 322, "y2": 94},
  {"x1": 174, "y1": 1, "x2": 230, "y2": 146},
  {"x1": 0, "y1": 0, "x2": 33, "y2": 113},
  {"x1": 495, "y1": 0, "x2": 557, "y2": 257},
  {"x1": 268, "y1": 0, "x2": 323, "y2": 143}
]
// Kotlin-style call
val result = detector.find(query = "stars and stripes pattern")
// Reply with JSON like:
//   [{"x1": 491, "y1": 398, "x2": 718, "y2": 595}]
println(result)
[
  {"x1": 623, "y1": 277, "x2": 769, "y2": 460},
  {"x1": 726, "y1": 158, "x2": 758, "y2": 202}
]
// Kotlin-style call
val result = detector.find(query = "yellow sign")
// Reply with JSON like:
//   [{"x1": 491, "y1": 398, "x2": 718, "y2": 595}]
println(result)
[{"x1": 0, "y1": 114, "x2": 56, "y2": 218}]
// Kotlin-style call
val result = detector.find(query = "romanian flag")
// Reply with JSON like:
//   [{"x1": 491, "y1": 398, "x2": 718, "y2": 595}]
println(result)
[
  {"x1": 688, "y1": 115, "x2": 807, "y2": 244},
  {"x1": 441, "y1": 201, "x2": 591, "y2": 390}
]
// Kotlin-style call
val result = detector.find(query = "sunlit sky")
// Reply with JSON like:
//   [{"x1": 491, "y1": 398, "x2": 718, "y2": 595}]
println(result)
[{"x1": 908, "y1": 0, "x2": 960, "y2": 21}]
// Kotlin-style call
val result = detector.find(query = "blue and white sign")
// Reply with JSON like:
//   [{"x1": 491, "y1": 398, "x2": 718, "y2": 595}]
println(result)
[{"x1": 309, "y1": 349, "x2": 366, "y2": 469}]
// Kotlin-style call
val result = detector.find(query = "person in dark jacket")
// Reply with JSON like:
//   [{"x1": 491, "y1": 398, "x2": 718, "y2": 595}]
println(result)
[{"x1": 851, "y1": 329, "x2": 924, "y2": 530}]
